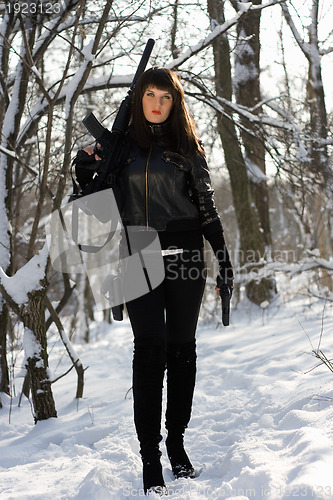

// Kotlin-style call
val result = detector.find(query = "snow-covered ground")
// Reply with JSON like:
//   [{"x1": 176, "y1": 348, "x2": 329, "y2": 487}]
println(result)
[{"x1": 1, "y1": 281, "x2": 333, "y2": 500}]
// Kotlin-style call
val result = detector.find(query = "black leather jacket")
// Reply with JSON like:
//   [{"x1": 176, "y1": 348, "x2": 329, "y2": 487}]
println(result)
[
  {"x1": 117, "y1": 135, "x2": 220, "y2": 234},
  {"x1": 73, "y1": 124, "x2": 232, "y2": 277}
]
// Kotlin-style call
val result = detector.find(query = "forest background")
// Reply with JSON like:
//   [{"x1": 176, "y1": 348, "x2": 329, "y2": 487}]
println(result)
[{"x1": 0, "y1": 0, "x2": 332, "y2": 421}]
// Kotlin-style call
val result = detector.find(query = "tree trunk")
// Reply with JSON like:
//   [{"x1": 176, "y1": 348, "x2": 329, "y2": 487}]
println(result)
[
  {"x1": 306, "y1": 4, "x2": 331, "y2": 289},
  {"x1": 0, "y1": 301, "x2": 10, "y2": 400},
  {"x1": 207, "y1": 0, "x2": 275, "y2": 305},
  {"x1": 281, "y1": 0, "x2": 332, "y2": 288},
  {"x1": 233, "y1": 0, "x2": 272, "y2": 248},
  {"x1": 23, "y1": 288, "x2": 57, "y2": 422},
  {"x1": 0, "y1": 9, "x2": 38, "y2": 407}
]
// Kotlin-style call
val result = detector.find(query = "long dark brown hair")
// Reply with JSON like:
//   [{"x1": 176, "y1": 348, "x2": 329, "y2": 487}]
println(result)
[{"x1": 129, "y1": 67, "x2": 204, "y2": 156}]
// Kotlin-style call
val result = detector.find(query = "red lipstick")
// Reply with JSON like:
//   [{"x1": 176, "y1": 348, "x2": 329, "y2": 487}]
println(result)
[{"x1": 152, "y1": 110, "x2": 161, "y2": 115}]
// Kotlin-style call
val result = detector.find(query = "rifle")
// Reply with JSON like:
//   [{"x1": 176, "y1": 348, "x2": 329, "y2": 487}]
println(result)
[
  {"x1": 80, "y1": 38, "x2": 155, "y2": 195},
  {"x1": 75, "y1": 39, "x2": 155, "y2": 321}
]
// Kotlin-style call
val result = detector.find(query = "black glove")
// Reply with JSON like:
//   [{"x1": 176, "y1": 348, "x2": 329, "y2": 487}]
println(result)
[
  {"x1": 216, "y1": 272, "x2": 234, "y2": 298},
  {"x1": 73, "y1": 149, "x2": 102, "y2": 191}
]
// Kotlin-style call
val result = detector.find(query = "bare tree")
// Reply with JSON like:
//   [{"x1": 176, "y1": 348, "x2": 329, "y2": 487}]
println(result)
[
  {"x1": 1, "y1": 0, "x2": 332, "y2": 416},
  {"x1": 0, "y1": 246, "x2": 57, "y2": 422},
  {"x1": 0, "y1": 0, "x2": 170, "y2": 420},
  {"x1": 281, "y1": 0, "x2": 332, "y2": 287},
  {"x1": 206, "y1": 0, "x2": 275, "y2": 304},
  {"x1": 0, "y1": 0, "x2": 114, "y2": 420},
  {"x1": 232, "y1": 0, "x2": 272, "y2": 248}
]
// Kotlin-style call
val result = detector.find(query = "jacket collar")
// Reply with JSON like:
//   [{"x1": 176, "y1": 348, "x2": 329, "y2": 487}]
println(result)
[{"x1": 147, "y1": 119, "x2": 171, "y2": 137}]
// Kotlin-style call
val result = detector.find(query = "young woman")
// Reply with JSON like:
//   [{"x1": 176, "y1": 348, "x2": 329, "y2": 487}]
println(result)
[{"x1": 83, "y1": 67, "x2": 233, "y2": 496}]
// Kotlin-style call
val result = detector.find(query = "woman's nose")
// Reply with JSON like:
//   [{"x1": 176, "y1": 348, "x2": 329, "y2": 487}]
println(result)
[{"x1": 155, "y1": 97, "x2": 163, "y2": 108}]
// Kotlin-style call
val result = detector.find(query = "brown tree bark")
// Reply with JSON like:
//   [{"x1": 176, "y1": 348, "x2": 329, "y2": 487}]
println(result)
[
  {"x1": 232, "y1": 0, "x2": 272, "y2": 248},
  {"x1": 0, "y1": 303, "x2": 10, "y2": 400},
  {"x1": 0, "y1": 280, "x2": 57, "y2": 422},
  {"x1": 24, "y1": 303, "x2": 58, "y2": 422},
  {"x1": 0, "y1": 10, "x2": 38, "y2": 402}
]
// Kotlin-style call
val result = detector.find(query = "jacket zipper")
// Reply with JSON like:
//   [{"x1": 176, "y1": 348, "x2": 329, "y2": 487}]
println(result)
[{"x1": 145, "y1": 146, "x2": 152, "y2": 229}]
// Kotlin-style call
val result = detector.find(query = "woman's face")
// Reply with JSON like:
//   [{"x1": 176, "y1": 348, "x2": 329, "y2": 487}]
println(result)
[{"x1": 142, "y1": 86, "x2": 173, "y2": 124}]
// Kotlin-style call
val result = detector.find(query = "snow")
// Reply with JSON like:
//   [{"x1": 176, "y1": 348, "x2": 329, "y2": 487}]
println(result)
[
  {"x1": 17, "y1": 73, "x2": 132, "y2": 145},
  {"x1": 2, "y1": 54, "x2": 23, "y2": 139},
  {"x1": 65, "y1": 40, "x2": 95, "y2": 119},
  {"x1": 60, "y1": 326, "x2": 83, "y2": 369},
  {"x1": 23, "y1": 328, "x2": 43, "y2": 362},
  {"x1": 1, "y1": 281, "x2": 333, "y2": 499},
  {"x1": 234, "y1": 28, "x2": 258, "y2": 88},
  {"x1": 0, "y1": 43, "x2": 25, "y2": 273},
  {"x1": 0, "y1": 240, "x2": 49, "y2": 306},
  {"x1": 166, "y1": 3, "x2": 253, "y2": 70},
  {"x1": 245, "y1": 157, "x2": 267, "y2": 184},
  {"x1": 0, "y1": 144, "x2": 19, "y2": 159}
]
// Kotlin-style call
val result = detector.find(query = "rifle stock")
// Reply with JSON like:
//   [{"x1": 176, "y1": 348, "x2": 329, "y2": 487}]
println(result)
[{"x1": 82, "y1": 112, "x2": 110, "y2": 143}]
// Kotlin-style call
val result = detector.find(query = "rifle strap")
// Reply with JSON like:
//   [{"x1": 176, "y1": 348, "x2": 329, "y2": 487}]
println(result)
[
  {"x1": 71, "y1": 195, "x2": 118, "y2": 254},
  {"x1": 68, "y1": 158, "x2": 81, "y2": 201}
]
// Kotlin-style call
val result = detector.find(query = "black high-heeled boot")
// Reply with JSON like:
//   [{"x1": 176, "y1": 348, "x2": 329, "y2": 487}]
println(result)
[
  {"x1": 142, "y1": 450, "x2": 166, "y2": 495},
  {"x1": 165, "y1": 433, "x2": 195, "y2": 479},
  {"x1": 133, "y1": 336, "x2": 167, "y2": 495},
  {"x1": 165, "y1": 340, "x2": 197, "y2": 479}
]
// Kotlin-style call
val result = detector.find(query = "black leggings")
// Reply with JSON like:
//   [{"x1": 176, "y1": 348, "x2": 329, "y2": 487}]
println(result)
[{"x1": 126, "y1": 249, "x2": 206, "y2": 344}]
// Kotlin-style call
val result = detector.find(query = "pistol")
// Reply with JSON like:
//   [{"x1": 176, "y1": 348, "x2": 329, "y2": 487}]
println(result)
[
  {"x1": 220, "y1": 284, "x2": 231, "y2": 326},
  {"x1": 216, "y1": 277, "x2": 232, "y2": 326}
]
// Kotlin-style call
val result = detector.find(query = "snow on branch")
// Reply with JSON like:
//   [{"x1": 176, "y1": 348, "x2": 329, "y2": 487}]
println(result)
[
  {"x1": 166, "y1": 1, "x2": 282, "y2": 70},
  {"x1": 166, "y1": 4, "x2": 253, "y2": 70},
  {"x1": 0, "y1": 240, "x2": 49, "y2": 306},
  {"x1": 280, "y1": 2, "x2": 311, "y2": 60},
  {"x1": 245, "y1": 157, "x2": 268, "y2": 183},
  {"x1": 32, "y1": 0, "x2": 80, "y2": 59},
  {"x1": 187, "y1": 80, "x2": 303, "y2": 137},
  {"x1": 0, "y1": 145, "x2": 18, "y2": 160},
  {"x1": 65, "y1": 40, "x2": 95, "y2": 119},
  {"x1": 44, "y1": 295, "x2": 84, "y2": 398},
  {"x1": 17, "y1": 73, "x2": 133, "y2": 145},
  {"x1": 236, "y1": 252, "x2": 333, "y2": 287}
]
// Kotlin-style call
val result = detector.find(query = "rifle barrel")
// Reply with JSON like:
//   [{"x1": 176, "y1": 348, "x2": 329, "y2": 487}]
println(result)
[
  {"x1": 131, "y1": 39, "x2": 155, "y2": 87},
  {"x1": 82, "y1": 38, "x2": 156, "y2": 140}
]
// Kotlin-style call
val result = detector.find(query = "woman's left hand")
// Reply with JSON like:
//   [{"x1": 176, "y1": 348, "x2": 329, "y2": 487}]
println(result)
[{"x1": 83, "y1": 143, "x2": 102, "y2": 161}]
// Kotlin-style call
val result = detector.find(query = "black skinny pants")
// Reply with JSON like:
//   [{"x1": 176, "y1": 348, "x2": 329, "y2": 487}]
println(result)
[{"x1": 126, "y1": 249, "x2": 206, "y2": 344}]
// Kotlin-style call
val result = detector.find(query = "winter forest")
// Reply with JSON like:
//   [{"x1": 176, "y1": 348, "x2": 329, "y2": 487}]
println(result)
[{"x1": 1, "y1": 0, "x2": 333, "y2": 498}]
